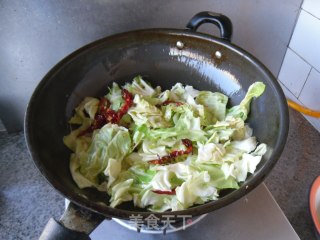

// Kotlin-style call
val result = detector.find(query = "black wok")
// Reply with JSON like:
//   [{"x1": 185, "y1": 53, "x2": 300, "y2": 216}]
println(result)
[{"x1": 25, "y1": 12, "x2": 289, "y2": 239}]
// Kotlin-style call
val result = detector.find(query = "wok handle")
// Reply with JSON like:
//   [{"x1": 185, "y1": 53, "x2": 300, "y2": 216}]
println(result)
[
  {"x1": 39, "y1": 202, "x2": 105, "y2": 240},
  {"x1": 186, "y1": 11, "x2": 233, "y2": 42},
  {"x1": 39, "y1": 218, "x2": 91, "y2": 240}
]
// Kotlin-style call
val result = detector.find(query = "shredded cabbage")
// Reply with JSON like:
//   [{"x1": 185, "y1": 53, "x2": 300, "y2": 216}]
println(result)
[{"x1": 64, "y1": 76, "x2": 267, "y2": 212}]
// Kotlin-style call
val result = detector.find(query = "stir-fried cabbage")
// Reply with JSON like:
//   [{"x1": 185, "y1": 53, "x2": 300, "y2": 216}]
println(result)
[{"x1": 64, "y1": 76, "x2": 267, "y2": 211}]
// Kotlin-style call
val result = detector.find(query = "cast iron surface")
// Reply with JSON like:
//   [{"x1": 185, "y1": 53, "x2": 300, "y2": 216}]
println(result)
[{"x1": 25, "y1": 19, "x2": 288, "y2": 220}]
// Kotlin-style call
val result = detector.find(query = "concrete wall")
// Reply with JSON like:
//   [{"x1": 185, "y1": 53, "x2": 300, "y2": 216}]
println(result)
[{"x1": 0, "y1": 0, "x2": 302, "y2": 132}]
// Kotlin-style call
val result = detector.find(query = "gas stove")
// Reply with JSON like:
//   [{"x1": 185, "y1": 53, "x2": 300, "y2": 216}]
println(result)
[{"x1": 67, "y1": 183, "x2": 300, "y2": 239}]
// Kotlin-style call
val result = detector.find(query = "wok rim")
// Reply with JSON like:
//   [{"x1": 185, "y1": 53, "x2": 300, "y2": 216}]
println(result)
[{"x1": 24, "y1": 28, "x2": 289, "y2": 219}]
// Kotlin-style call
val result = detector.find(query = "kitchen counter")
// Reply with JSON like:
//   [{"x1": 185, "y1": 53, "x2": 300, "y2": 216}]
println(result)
[{"x1": 0, "y1": 109, "x2": 319, "y2": 240}]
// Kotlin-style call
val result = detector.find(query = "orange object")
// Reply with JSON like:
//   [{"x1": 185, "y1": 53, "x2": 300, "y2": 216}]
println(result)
[
  {"x1": 309, "y1": 176, "x2": 320, "y2": 236},
  {"x1": 287, "y1": 99, "x2": 320, "y2": 118}
]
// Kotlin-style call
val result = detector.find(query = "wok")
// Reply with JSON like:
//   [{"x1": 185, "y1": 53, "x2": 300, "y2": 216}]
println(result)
[{"x1": 25, "y1": 11, "x2": 289, "y2": 239}]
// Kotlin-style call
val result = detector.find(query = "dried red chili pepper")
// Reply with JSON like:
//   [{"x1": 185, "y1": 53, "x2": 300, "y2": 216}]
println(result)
[
  {"x1": 78, "y1": 89, "x2": 133, "y2": 136},
  {"x1": 161, "y1": 100, "x2": 184, "y2": 107},
  {"x1": 148, "y1": 139, "x2": 193, "y2": 165},
  {"x1": 117, "y1": 89, "x2": 133, "y2": 120},
  {"x1": 152, "y1": 189, "x2": 176, "y2": 195}
]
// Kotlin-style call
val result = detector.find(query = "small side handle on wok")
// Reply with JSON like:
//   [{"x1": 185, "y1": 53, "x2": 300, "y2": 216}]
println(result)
[
  {"x1": 186, "y1": 11, "x2": 233, "y2": 42},
  {"x1": 39, "y1": 202, "x2": 105, "y2": 240}
]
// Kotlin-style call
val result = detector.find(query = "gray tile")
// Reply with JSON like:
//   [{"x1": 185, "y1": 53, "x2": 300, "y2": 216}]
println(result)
[
  {"x1": 290, "y1": 10, "x2": 320, "y2": 71},
  {"x1": 299, "y1": 68, "x2": 320, "y2": 132},
  {"x1": 278, "y1": 49, "x2": 311, "y2": 97},
  {"x1": 279, "y1": 80, "x2": 320, "y2": 132},
  {"x1": 278, "y1": 81, "x2": 300, "y2": 102},
  {"x1": 302, "y1": 0, "x2": 320, "y2": 19},
  {"x1": 299, "y1": 68, "x2": 320, "y2": 110}
]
